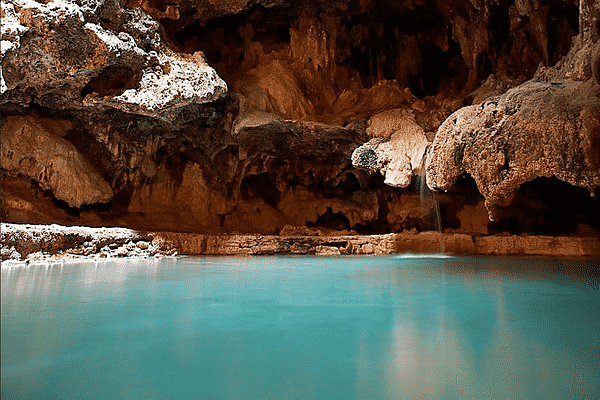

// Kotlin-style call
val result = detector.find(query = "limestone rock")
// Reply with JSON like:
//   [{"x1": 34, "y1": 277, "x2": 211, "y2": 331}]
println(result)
[
  {"x1": 1, "y1": 0, "x2": 597, "y2": 240},
  {"x1": 468, "y1": 73, "x2": 527, "y2": 105},
  {"x1": 235, "y1": 59, "x2": 315, "y2": 120},
  {"x1": 314, "y1": 245, "x2": 342, "y2": 255},
  {"x1": 233, "y1": 109, "x2": 284, "y2": 134},
  {"x1": 426, "y1": 78, "x2": 600, "y2": 220},
  {"x1": 1, "y1": 0, "x2": 227, "y2": 115},
  {"x1": 89, "y1": 51, "x2": 227, "y2": 116},
  {"x1": 352, "y1": 110, "x2": 429, "y2": 187},
  {"x1": 365, "y1": 108, "x2": 416, "y2": 140},
  {"x1": 1, "y1": 116, "x2": 113, "y2": 208}
]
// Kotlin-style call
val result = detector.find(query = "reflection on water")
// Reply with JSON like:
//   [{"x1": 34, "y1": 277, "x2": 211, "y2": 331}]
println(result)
[{"x1": 2, "y1": 256, "x2": 599, "y2": 399}]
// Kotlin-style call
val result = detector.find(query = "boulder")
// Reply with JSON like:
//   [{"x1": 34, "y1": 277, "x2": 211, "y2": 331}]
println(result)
[
  {"x1": 427, "y1": 0, "x2": 600, "y2": 221},
  {"x1": 426, "y1": 77, "x2": 600, "y2": 220}
]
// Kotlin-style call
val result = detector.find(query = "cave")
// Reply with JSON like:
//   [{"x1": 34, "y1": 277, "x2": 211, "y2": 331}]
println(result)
[
  {"x1": 4, "y1": 3, "x2": 600, "y2": 397},
  {"x1": 1, "y1": 0, "x2": 599, "y2": 256},
  {"x1": 308, "y1": 208, "x2": 351, "y2": 231},
  {"x1": 158, "y1": 0, "x2": 582, "y2": 122}
]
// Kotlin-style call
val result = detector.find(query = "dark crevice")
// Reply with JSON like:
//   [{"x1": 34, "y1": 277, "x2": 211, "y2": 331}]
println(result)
[
  {"x1": 547, "y1": 0, "x2": 580, "y2": 64},
  {"x1": 308, "y1": 208, "x2": 350, "y2": 231},
  {"x1": 491, "y1": 177, "x2": 600, "y2": 235},
  {"x1": 42, "y1": 185, "x2": 114, "y2": 218},
  {"x1": 81, "y1": 66, "x2": 141, "y2": 98},
  {"x1": 240, "y1": 173, "x2": 281, "y2": 208}
]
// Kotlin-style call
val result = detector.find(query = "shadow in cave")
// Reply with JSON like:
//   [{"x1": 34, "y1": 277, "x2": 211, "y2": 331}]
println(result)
[
  {"x1": 490, "y1": 177, "x2": 600, "y2": 236},
  {"x1": 240, "y1": 173, "x2": 281, "y2": 208},
  {"x1": 308, "y1": 208, "x2": 351, "y2": 232}
]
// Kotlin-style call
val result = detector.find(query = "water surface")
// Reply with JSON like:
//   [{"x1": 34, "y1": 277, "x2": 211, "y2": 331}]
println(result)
[{"x1": 2, "y1": 256, "x2": 599, "y2": 399}]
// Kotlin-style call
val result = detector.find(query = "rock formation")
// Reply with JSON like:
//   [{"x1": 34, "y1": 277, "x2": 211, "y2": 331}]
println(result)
[
  {"x1": 1, "y1": 0, "x2": 599, "y2": 242},
  {"x1": 1, "y1": 116, "x2": 113, "y2": 207},
  {"x1": 352, "y1": 108, "x2": 429, "y2": 187},
  {"x1": 426, "y1": 0, "x2": 600, "y2": 224}
]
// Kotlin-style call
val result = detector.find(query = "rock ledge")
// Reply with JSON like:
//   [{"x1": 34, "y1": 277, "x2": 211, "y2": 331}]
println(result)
[{"x1": 2, "y1": 223, "x2": 599, "y2": 263}]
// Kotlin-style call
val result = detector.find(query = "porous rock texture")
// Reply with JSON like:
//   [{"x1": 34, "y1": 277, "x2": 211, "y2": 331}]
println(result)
[
  {"x1": 4, "y1": 222, "x2": 599, "y2": 262},
  {"x1": 426, "y1": 1, "x2": 600, "y2": 223},
  {"x1": 1, "y1": 0, "x2": 599, "y2": 245}
]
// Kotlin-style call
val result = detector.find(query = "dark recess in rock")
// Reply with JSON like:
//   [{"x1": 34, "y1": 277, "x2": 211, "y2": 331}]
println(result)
[
  {"x1": 308, "y1": 208, "x2": 351, "y2": 231},
  {"x1": 81, "y1": 66, "x2": 141, "y2": 97}
]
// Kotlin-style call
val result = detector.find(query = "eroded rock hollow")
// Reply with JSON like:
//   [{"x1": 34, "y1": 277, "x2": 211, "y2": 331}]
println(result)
[{"x1": 1, "y1": 0, "x2": 599, "y2": 238}]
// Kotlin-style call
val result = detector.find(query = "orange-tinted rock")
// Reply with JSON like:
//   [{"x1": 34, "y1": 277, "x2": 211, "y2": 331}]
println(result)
[
  {"x1": 1, "y1": 116, "x2": 113, "y2": 208},
  {"x1": 426, "y1": 77, "x2": 600, "y2": 220},
  {"x1": 1, "y1": 0, "x2": 597, "y2": 245},
  {"x1": 4, "y1": 223, "x2": 598, "y2": 260}
]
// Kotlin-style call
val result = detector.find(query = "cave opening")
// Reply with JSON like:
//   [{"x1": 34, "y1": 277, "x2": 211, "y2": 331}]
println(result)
[{"x1": 81, "y1": 66, "x2": 140, "y2": 98}]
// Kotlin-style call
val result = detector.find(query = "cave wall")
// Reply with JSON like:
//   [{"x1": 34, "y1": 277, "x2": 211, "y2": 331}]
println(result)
[{"x1": 1, "y1": 0, "x2": 598, "y2": 236}]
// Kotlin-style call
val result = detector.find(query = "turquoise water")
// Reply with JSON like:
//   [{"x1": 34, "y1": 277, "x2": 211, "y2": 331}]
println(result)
[{"x1": 2, "y1": 255, "x2": 599, "y2": 399}]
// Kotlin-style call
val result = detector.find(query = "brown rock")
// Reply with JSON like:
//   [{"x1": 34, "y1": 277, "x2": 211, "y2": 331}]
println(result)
[
  {"x1": 1, "y1": 0, "x2": 595, "y2": 240},
  {"x1": 426, "y1": 78, "x2": 600, "y2": 220},
  {"x1": 0, "y1": 0, "x2": 226, "y2": 115},
  {"x1": 1, "y1": 116, "x2": 113, "y2": 208}
]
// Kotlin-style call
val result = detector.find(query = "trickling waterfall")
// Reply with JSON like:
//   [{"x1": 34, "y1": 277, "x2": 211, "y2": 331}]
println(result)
[{"x1": 417, "y1": 155, "x2": 445, "y2": 253}]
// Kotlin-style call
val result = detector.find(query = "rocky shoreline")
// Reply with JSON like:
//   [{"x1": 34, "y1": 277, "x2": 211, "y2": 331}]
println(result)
[{"x1": 2, "y1": 223, "x2": 599, "y2": 263}]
